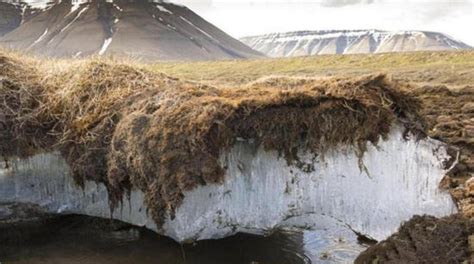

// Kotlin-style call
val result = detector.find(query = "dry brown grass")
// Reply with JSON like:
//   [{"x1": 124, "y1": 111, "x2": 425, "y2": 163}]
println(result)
[
  {"x1": 150, "y1": 50, "x2": 474, "y2": 88},
  {"x1": 0, "y1": 52, "x2": 54, "y2": 158},
  {"x1": 1, "y1": 50, "x2": 428, "y2": 226}
]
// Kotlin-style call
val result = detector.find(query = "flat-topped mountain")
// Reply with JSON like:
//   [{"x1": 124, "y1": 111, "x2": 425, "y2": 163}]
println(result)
[{"x1": 240, "y1": 30, "x2": 472, "y2": 57}]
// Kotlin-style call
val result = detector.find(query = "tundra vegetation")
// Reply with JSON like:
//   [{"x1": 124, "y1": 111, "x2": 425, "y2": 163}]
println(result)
[{"x1": 151, "y1": 50, "x2": 474, "y2": 220}]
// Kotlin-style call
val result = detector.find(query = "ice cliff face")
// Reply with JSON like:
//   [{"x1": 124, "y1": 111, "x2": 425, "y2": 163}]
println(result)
[
  {"x1": 0, "y1": 126, "x2": 457, "y2": 258},
  {"x1": 240, "y1": 30, "x2": 472, "y2": 57}
]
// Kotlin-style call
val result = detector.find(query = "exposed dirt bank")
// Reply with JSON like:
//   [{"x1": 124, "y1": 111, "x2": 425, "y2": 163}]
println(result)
[
  {"x1": 409, "y1": 86, "x2": 474, "y2": 218},
  {"x1": 0, "y1": 51, "x2": 427, "y2": 228}
]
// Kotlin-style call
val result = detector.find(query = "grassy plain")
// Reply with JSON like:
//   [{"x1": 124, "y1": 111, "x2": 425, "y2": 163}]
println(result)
[{"x1": 151, "y1": 50, "x2": 474, "y2": 88}]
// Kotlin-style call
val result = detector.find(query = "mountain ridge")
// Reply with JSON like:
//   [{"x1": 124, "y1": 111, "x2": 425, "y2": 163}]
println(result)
[
  {"x1": 240, "y1": 30, "x2": 472, "y2": 57},
  {"x1": 0, "y1": 0, "x2": 263, "y2": 61}
]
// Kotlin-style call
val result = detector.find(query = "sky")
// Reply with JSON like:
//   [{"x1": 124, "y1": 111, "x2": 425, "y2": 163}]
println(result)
[
  {"x1": 19, "y1": 0, "x2": 474, "y2": 45},
  {"x1": 172, "y1": 0, "x2": 474, "y2": 45}
]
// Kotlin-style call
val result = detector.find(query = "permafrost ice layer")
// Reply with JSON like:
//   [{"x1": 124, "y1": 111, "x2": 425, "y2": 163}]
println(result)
[{"x1": 0, "y1": 126, "x2": 457, "y2": 246}]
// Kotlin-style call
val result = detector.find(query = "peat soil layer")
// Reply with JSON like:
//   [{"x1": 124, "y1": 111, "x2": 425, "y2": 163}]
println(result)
[{"x1": 356, "y1": 215, "x2": 474, "y2": 264}]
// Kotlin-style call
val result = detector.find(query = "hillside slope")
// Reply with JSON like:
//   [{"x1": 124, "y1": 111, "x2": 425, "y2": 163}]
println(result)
[
  {"x1": 241, "y1": 30, "x2": 472, "y2": 57},
  {"x1": 0, "y1": 0, "x2": 262, "y2": 61},
  {"x1": 0, "y1": 1, "x2": 37, "y2": 36}
]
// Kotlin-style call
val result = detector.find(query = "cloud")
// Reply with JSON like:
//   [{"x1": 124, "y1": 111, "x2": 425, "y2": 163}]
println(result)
[
  {"x1": 320, "y1": 0, "x2": 376, "y2": 7},
  {"x1": 174, "y1": 0, "x2": 212, "y2": 9}
]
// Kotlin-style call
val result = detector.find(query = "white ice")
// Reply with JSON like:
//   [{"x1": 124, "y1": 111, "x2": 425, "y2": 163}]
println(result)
[{"x1": 0, "y1": 125, "x2": 457, "y2": 250}]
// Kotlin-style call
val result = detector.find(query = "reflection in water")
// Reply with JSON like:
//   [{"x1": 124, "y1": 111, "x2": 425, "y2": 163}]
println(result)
[
  {"x1": 302, "y1": 231, "x2": 369, "y2": 263},
  {"x1": 0, "y1": 215, "x2": 366, "y2": 264}
]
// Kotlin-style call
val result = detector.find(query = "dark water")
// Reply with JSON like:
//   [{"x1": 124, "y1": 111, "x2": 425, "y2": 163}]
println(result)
[
  {"x1": 0, "y1": 215, "x2": 367, "y2": 264},
  {"x1": 0, "y1": 215, "x2": 313, "y2": 264}
]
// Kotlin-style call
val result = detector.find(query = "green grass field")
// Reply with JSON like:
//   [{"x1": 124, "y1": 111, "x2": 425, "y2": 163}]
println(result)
[{"x1": 150, "y1": 50, "x2": 474, "y2": 88}]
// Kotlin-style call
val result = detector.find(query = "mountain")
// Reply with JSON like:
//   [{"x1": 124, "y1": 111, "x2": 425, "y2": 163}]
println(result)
[
  {"x1": 0, "y1": 0, "x2": 262, "y2": 61},
  {"x1": 240, "y1": 30, "x2": 472, "y2": 57},
  {"x1": 0, "y1": 1, "x2": 38, "y2": 36},
  {"x1": 0, "y1": 2, "x2": 21, "y2": 36}
]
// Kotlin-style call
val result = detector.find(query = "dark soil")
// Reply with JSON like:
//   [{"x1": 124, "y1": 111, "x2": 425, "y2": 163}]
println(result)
[{"x1": 355, "y1": 215, "x2": 474, "y2": 264}]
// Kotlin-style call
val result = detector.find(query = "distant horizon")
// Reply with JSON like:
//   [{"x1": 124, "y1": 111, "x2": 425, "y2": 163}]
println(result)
[
  {"x1": 11, "y1": 0, "x2": 474, "y2": 46},
  {"x1": 175, "y1": 0, "x2": 474, "y2": 46},
  {"x1": 238, "y1": 29, "x2": 470, "y2": 43}
]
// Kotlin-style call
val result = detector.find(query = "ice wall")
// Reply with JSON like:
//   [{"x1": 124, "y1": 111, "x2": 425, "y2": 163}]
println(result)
[{"x1": 0, "y1": 126, "x2": 457, "y2": 245}]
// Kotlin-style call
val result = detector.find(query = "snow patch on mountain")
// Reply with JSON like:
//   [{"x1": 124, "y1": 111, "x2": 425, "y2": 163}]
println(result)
[
  {"x1": 69, "y1": 1, "x2": 81, "y2": 14},
  {"x1": 179, "y1": 15, "x2": 217, "y2": 43},
  {"x1": 155, "y1": 3, "x2": 172, "y2": 14},
  {"x1": 62, "y1": 5, "x2": 89, "y2": 33},
  {"x1": 99, "y1": 37, "x2": 112, "y2": 55},
  {"x1": 28, "y1": 27, "x2": 47, "y2": 48}
]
